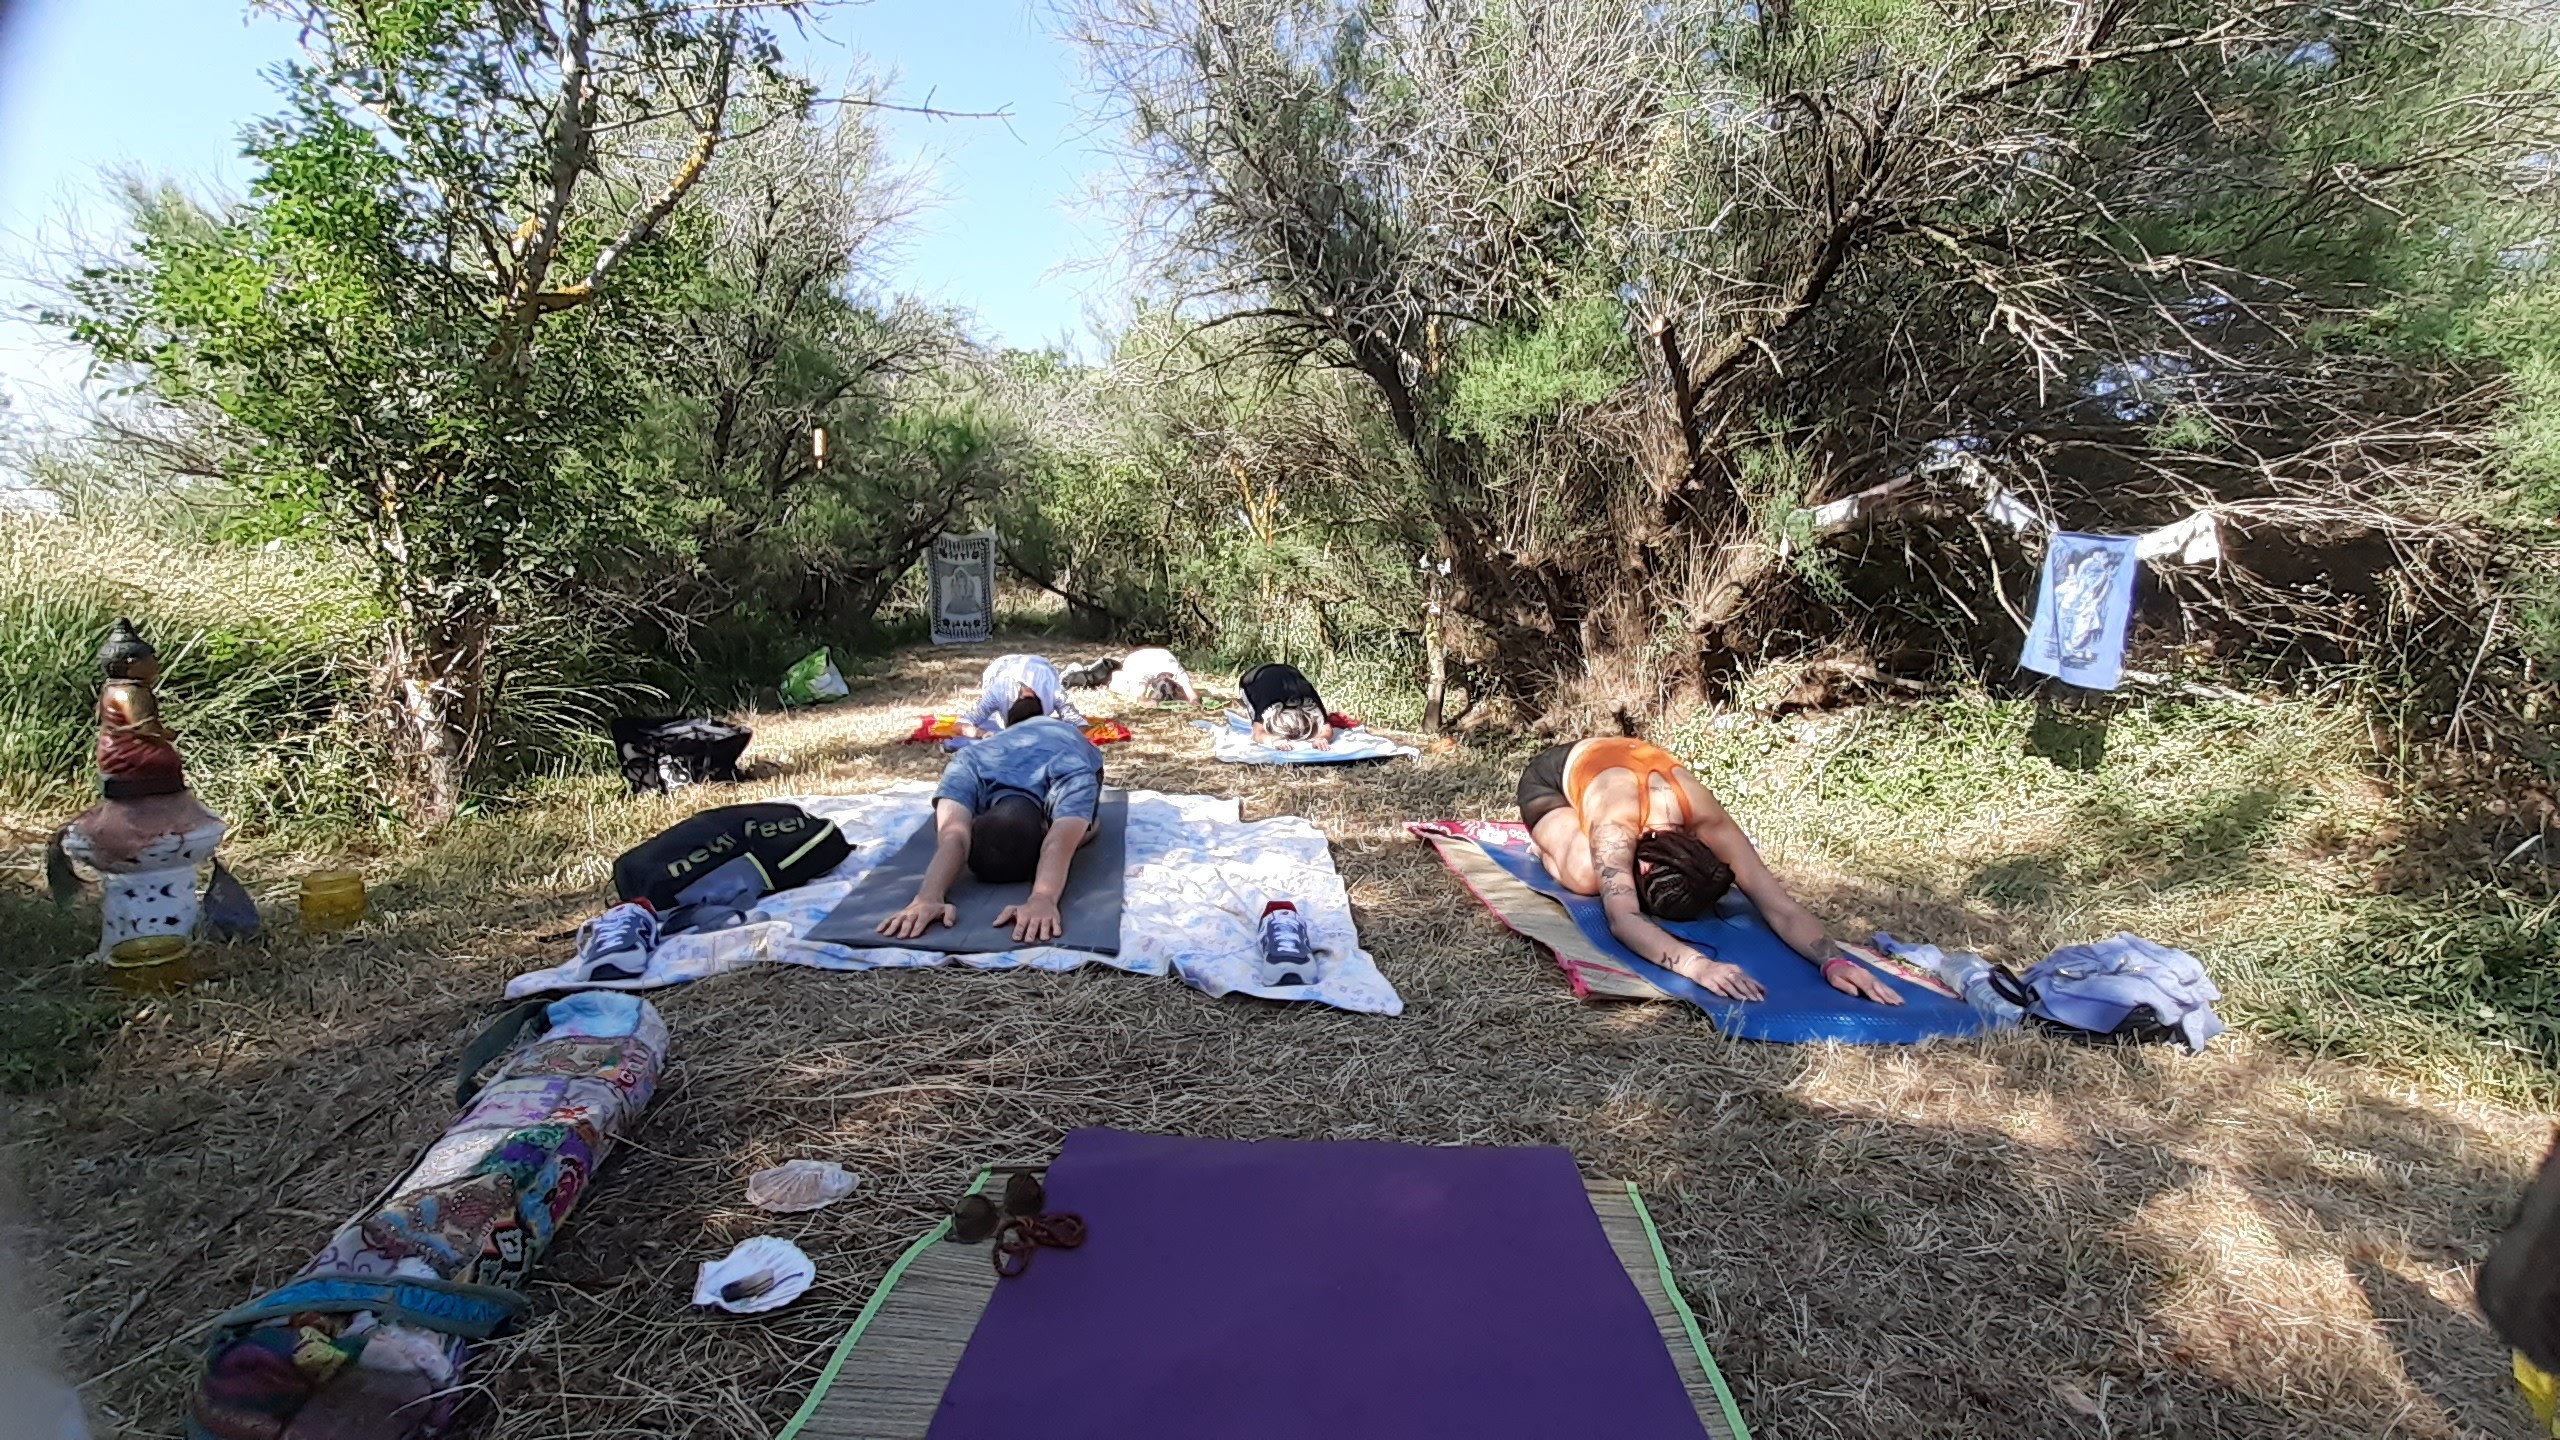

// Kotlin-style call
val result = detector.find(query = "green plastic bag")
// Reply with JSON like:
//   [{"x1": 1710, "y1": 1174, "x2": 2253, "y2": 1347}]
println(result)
[{"x1": 781, "y1": 649, "x2": 850, "y2": 706}]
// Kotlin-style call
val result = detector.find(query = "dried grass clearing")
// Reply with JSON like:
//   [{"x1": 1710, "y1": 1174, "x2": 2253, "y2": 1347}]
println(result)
[{"x1": 7, "y1": 644, "x2": 2549, "y2": 1439}]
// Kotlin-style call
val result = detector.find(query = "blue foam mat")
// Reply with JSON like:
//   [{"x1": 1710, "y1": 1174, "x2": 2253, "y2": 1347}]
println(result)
[{"x1": 1476, "y1": 838, "x2": 1986, "y2": 1045}]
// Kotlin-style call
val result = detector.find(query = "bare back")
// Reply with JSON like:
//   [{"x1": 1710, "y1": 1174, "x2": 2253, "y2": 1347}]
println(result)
[{"x1": 1531, "y1": 741, "x2": 1728, "y2": 893}]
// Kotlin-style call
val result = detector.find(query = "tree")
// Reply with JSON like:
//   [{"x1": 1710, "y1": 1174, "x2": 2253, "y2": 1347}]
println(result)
[
  {"x1": 593, "y1": 105, "x2": 1015, "y2": 679},
  {"x1": 60, "y1": 0, "x2": 807, "y2": 819},
  {"x1": 992, "y1": 316, "x2": 1430, "y2": 655},
  {"x1": 1071, "y1": 0, "x2": 2560, "y2": 713}
]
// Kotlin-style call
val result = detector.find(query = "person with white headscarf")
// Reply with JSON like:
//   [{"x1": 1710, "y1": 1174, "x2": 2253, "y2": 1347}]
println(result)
[
  {"x1": 959, "y1": 654, "x2": 1084, "y2": 738},
  {"x1": 1110, "y1": 647, "x2": 1198, "y2": 704}
]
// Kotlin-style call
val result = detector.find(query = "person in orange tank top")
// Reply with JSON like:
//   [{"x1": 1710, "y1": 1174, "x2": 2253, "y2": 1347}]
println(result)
[{"x1": 1515, "y1": 738, "x2": 1902, "y2": 1006}]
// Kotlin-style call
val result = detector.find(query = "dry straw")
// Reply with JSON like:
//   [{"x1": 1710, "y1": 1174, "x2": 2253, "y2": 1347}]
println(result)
[{"x1": 10, "y1": 647, "x2": 2548, "y2": 1438}]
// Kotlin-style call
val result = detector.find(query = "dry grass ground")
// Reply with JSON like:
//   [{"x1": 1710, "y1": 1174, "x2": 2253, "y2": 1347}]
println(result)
[{"x1": 5, "y1": 641, "x2": 2553, "y2": 1439}]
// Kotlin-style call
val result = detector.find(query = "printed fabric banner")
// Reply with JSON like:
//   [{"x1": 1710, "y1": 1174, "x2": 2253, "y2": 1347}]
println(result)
[
  {"x1": 2020, "y1": 531, "x2": 2140, "y2": 691},
  {"x1": 929, "y1": 530, "x2": 997, "y2": 645}
]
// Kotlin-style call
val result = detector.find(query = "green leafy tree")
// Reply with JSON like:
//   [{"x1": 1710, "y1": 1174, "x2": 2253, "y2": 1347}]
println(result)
[
  {"x1": 587, "y1": 108, "x2": 1015, "y2": 681},
  {"x1": 59, "y1": 0, "x2": 806, "y2": 819},
  {"x1": 993, "y1": 315, "x2": 1433, "y2": 663},
  {"x1": 1073, "y1": 0, "x2": 2560, "y2": 716}
]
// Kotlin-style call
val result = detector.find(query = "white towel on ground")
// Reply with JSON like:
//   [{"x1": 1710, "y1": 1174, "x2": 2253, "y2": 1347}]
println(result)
[
  {"x1": 504, "y1": 784, "x2": 1403, "y2": 1015},
  {"x1": 1200, "y1": 712, "x2": 1420, "y2": 765}
]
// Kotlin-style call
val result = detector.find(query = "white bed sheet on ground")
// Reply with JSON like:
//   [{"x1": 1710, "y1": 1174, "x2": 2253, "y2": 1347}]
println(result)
[
  {"x1": 1200, "y1": 711, "x2": 1420, "y2": 765},
  {"x1": 505, "y1": 783, "x2": 1402, "y2": 1015}
]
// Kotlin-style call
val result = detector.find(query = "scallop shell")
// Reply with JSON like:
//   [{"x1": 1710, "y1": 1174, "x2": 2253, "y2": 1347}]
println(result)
[{"x1": 746, "y1": 1159, "x2": 859, "y2": 1213}]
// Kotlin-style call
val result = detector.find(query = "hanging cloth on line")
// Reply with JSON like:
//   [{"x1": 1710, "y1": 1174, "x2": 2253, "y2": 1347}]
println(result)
[{"x1": 2020, "y1": 532, "x2": 2140, "y2": 691}]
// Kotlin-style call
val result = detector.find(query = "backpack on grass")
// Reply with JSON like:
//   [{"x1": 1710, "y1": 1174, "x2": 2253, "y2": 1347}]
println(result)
[
  {"x1": 609, "y1": 715, "x2": 751, "y2": 795},
  {"x1": 611, "y1": 802, "x2": 852, "y2": 911},
  {"x1": 1973, "y1": 933, "x2": 2225, "y2": 1052}
]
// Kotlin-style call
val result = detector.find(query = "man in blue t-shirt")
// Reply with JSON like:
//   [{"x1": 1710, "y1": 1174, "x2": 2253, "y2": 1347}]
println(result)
[{"x1": 878, "y1": 715, "x2": 1105, "y2": 944}]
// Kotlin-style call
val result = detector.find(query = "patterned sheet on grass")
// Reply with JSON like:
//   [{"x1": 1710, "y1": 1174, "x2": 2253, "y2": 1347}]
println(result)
[
  {"x1": 773, "y1": 1166, "x2": 1749, "y2": 1440},
  {"x1": 1411, "y1": 818, "x2": 1985, "y2": 1045},
  {"x1": 506, "y1": 784, "x2": 1401, "y2": 1015}
]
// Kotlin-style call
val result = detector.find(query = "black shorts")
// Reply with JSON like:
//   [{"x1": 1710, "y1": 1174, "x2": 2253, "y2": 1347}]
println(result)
[
  {"x1": 1238, "y1": 663, "x2": 1323, "y2": 721},
  {"x1": 1517, "y1": 743, "x2": 1576, "y2": 829}
]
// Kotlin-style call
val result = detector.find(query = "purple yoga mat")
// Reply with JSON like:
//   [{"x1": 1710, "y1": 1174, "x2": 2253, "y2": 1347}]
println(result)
[{"x1": 925, "y1": 1129, "x2": 1710, "y2": 1440}]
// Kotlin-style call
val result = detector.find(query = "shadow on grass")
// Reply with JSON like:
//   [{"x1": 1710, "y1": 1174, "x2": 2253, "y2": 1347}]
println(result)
[
  {"x1": 1597, "y1": 1041, "x2": 2535, "y2": 1439},
  {"x1": 2028, "y1": 702, "x2": 2110, "y2": 773},
  {"x1": 1960, "y1": 770, "x2": 2560, "y2": 1086},
  {"x1": 1963, "y1": 783, "x2": 2303, "y2": 911},
  {"x1": 0, "y1": 882, "x2": 124, "y2": 1093}
]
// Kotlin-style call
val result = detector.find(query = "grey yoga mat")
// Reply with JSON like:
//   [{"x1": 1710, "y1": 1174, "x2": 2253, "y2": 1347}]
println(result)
[{"x1": 807, "y1": 791, "x2": 1128, "y2": 956}]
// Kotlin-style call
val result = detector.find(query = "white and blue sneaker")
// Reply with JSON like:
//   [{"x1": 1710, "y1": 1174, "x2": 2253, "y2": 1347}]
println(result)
[
  {"x1": 575, "y1": 901, "x2": 660, "y2": 982},
  {"x1": 1257, "y1": 900, "x2": 1317, "y2": 987}
]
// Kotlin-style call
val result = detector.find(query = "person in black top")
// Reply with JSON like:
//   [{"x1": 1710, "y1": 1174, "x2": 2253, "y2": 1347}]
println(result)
[{"x1": 1237, "y1": 663, "x2": 1333, "y2": 749}]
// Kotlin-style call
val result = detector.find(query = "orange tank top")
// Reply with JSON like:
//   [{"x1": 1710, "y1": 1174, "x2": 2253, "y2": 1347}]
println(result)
[{"x1": 1562, "y1": 738, "x2": 1695, "y2": 829}]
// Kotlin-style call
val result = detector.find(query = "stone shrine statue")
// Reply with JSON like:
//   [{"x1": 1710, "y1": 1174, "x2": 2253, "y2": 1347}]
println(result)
[{"x1": 55, "y1": 620, "x2": 229, "y2": 956}]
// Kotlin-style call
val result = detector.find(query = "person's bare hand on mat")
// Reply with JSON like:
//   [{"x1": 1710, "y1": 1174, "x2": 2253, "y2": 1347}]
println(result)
[
  {"x1": 996, "y1": 894, "x2": 1063, "y2": 943},
  {"x1": 1822, "y1": 955, "x2": 1904, "y2": 1005},
  {"x1": 1661, "y1": 946, "x2": 1764, "y2": 1001},
  {"x1": 878, "y1": 897, "x2": 956, "y2": 938}
]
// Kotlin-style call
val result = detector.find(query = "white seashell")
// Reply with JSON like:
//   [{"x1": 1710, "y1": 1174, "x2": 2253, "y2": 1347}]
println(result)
[
  {"x1": 746, "y1": 1159, "x2": 859, "y2": 1213},
  {"x1": 692, "y1": 1236, "x2": 816, "y2": 1314}
]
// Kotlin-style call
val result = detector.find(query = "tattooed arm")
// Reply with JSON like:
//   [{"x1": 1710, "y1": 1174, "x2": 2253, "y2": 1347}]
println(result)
[
  {"x1": 1588, "y1": 817, "x2": 1667, "y2": 948},
  {"x1": 1589, "y1": 814, "x2": 1767, "y2": 1003},
  {"x1": 1689, "y1": 798, "x2": 1902, "y2": 1006}
]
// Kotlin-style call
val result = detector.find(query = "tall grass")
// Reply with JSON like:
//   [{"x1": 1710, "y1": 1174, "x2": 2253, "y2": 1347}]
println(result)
[
  {"x1": 0, "y1": 504, "x2": 395, "y2": 1092},
  {"x1": 0, "y1": 512, "x2": 394, "y2": 837},
  {"x1": 0, "y1": 492, "x2": 677, "y2": 1086},
  {"x1": 1654, "y1": 694, "x2": 2560, "y2": 1097},
  {"x1": 0, "y1": 481, "x2": 673, "y2": 835}
]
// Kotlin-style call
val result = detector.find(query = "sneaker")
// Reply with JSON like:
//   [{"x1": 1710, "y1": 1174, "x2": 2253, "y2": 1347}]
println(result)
[
  {"x1": 575, "y1": 900, "x2": 659, "y2": 982},
  {"x1": 1257, "y1": 900, "x2": 1317, "y2": 987}
]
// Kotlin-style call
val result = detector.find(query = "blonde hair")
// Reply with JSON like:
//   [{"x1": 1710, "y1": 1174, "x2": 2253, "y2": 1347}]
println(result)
[{"x1": 1265, "y1": 703, "x2": 1322, "y2": 741}]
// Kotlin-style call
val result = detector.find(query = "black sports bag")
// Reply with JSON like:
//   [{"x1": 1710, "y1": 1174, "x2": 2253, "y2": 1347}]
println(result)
[{"x1": 611, "y1": 802, "x2": 852, "y2": 910}]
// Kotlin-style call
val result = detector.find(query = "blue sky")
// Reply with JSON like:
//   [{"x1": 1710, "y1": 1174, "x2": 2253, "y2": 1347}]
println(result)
[{"x1": 0, "y1": 0, "x2": 1115, "y2": 428}]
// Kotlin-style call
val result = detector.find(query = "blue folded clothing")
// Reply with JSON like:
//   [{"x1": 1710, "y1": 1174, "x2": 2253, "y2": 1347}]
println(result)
[{"x1": 2025, "y1": 933, "x2": 2225, "y2": 1051}]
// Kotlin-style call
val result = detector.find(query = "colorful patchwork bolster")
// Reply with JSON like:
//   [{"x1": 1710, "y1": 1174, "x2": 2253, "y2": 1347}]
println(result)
[{"x1": 212, "y1": 1272, "x2": 529, "y2": 1340}]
